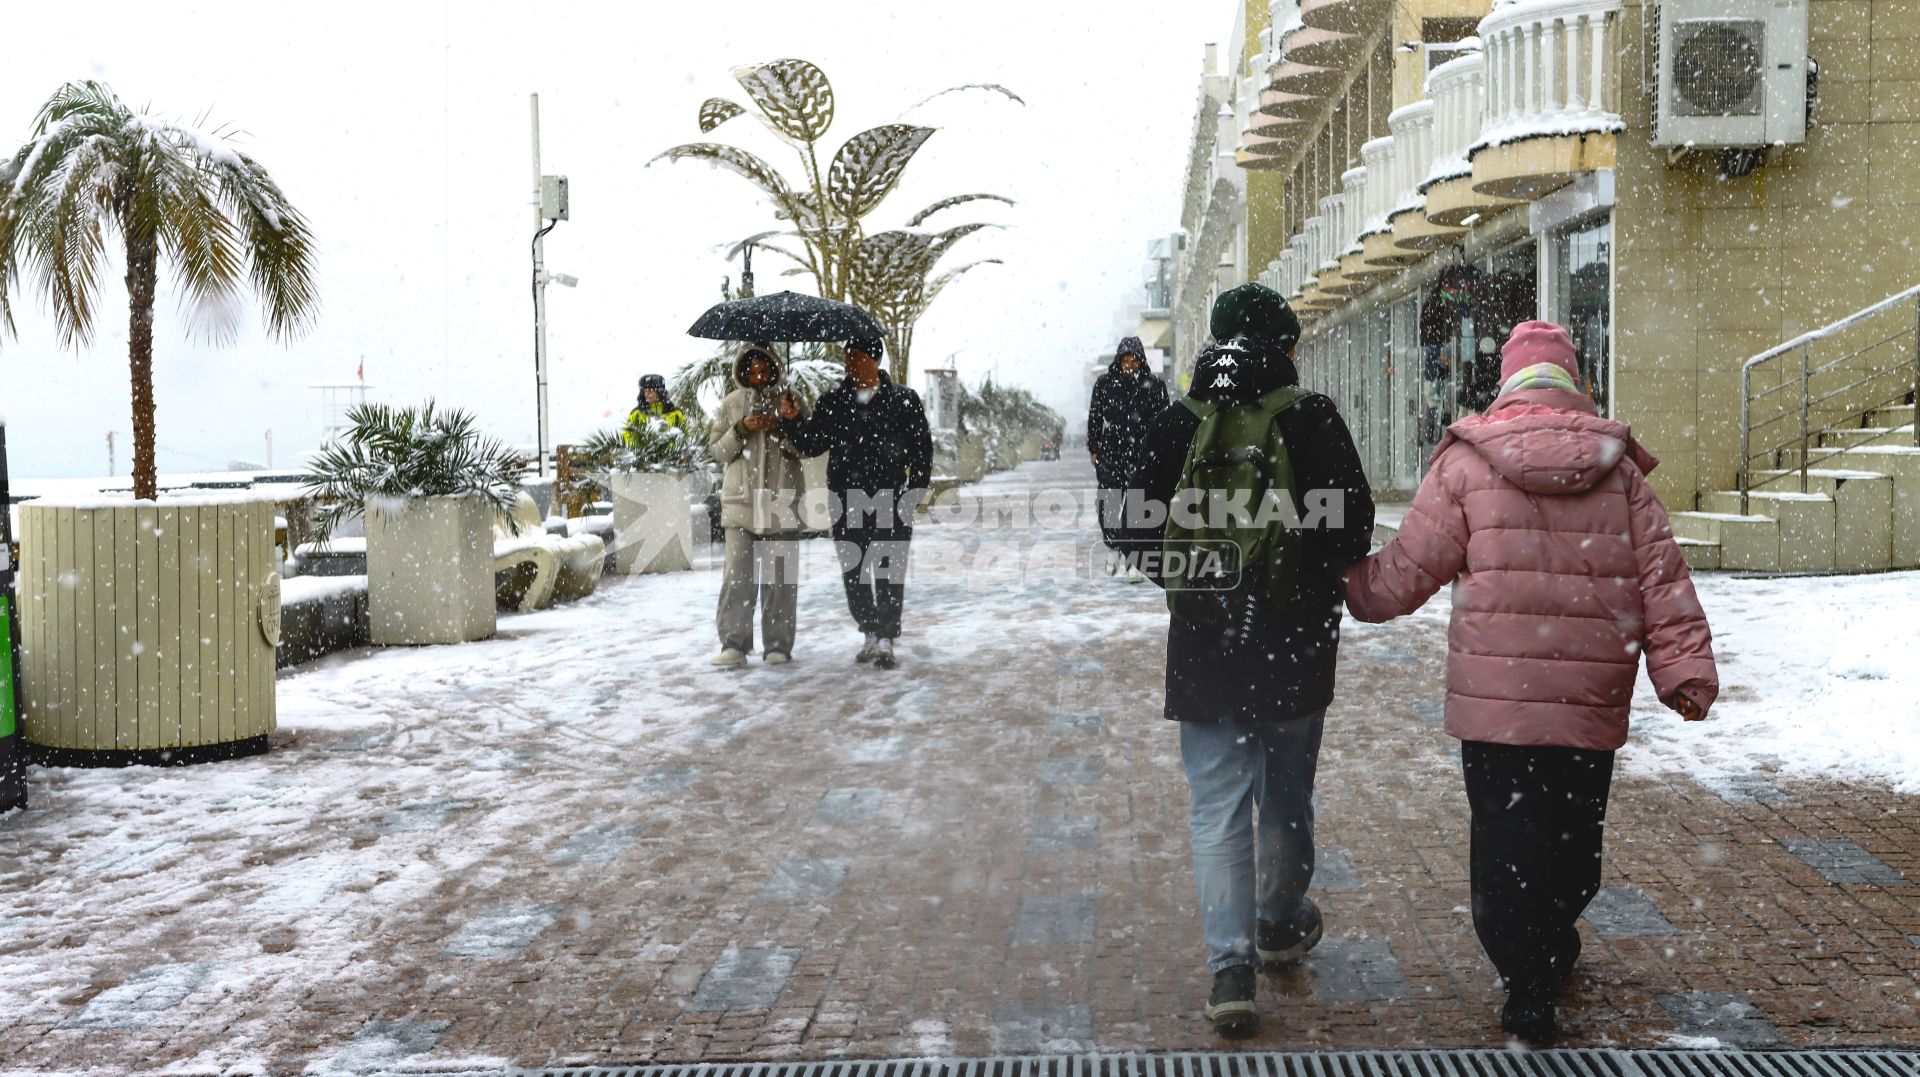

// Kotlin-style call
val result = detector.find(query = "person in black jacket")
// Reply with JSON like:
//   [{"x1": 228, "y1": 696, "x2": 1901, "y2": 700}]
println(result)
[
  {"x1": 1088, "y1": 336, "x2": 1169, "y2": 571},
  {"x1": 780, "y1": 336, "x2": 933, "y2": 670},
  {"x1": 1118, "y1": 282, "x2": 1374, "y2": 1037}
]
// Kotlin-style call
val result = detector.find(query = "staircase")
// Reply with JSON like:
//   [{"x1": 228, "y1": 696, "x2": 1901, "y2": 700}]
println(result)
[{"x1": 1671, "y1": 285, "x2": 1920, "y2": 574}]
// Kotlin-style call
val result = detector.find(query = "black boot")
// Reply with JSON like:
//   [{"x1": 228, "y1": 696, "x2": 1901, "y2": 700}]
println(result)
[
  {"x1": 1551, "y1": 926, "x2": 1582, "y2": 986},
  {"x1": 1501, "y1": 980, "x2": 1557, "y2": 1045},
  {"x1": 1204, "y1": 965, "x2": 1259, "y2": 1038},
  {"x1": 1256, "y1": 899, "x2": 1324, "y2": 968}
]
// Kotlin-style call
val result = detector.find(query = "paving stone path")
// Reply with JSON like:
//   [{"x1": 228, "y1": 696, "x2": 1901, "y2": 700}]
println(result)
[{"x1": 0, "y1": 458, "x2": 1916, "y2": 1070}]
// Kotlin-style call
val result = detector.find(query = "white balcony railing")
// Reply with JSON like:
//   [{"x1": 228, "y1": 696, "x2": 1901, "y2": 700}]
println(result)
[
  {"x1": 1475, "y1": 0, "x2": 1624, "y2": 151},
  {"x1": 1316, "y1": 195, "x2": 1346, "y2": 271},
  {"x1": 1424, "y1": 49, "x2": 1487, "y2": 187},
  {"x1": 1339, "y1": 166, "x2": 1368, "y2": 255},
  {"x1": 1359, "y1": 136, "x2": 1396, "y2": 234},
  {"x1": 1385, "y1": 100, "x2": 1438, "y2": 220}
]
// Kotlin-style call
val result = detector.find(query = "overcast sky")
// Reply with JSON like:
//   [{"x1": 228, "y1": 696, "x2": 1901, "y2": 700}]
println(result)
[{"x1": 1, "y1": 1, "x2": 1232, "y2": 478}]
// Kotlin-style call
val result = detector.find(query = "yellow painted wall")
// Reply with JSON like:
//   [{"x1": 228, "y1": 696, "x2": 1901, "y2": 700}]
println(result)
[
  {"x1": 1612, "y1": 0, "x2": 1920, "y2": 507},
  {"x1": 1245, "y1": 0, "x2": 1288, "y2": 275},
  {"x1": 1393, "y1": 0, "x2": 1492, "y2": 108}
]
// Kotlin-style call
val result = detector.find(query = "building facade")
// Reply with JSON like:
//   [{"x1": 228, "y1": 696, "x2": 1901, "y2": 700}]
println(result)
[{"x1": 1166, "y1": 0, "x2": 1920, "y2": 573}]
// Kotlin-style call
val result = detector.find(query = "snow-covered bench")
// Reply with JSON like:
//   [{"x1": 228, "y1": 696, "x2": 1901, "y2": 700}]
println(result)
[{"x1": 493, "y1": 493, "x2": 606, "y2": 612}]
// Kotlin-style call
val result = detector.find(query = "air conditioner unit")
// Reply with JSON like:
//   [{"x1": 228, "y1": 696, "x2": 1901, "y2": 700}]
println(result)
[{"x1": 1652, "y1": 0, "x2": 1808, "y2": 148}]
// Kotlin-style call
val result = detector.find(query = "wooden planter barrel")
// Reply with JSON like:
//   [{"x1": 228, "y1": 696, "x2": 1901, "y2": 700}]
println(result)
[{"x1": 16, "y1": 496, "x2": 280, "y2": 763}]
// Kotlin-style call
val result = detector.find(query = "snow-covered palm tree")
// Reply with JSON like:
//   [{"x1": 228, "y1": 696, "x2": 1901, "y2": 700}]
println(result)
[{"x1": 0, "y1": 81, "x2": 317, "y2": 499}]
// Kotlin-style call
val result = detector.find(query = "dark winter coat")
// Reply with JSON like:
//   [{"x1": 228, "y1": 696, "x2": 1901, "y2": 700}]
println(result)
[
  {"x1": 785, "y1": 371, "x2": 933, "y2": 529},
  {"x1": 1088, "y1": 360, "x2": 1169, "y2": 488},
  {"x1": 1120, "y1": 349, "x2": 1375, "y2": 723}
]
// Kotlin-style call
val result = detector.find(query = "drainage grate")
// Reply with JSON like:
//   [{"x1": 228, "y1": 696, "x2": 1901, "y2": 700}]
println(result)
[{"x1": 508, "y1": 1050, "x2": 1920, "y2": 1077}]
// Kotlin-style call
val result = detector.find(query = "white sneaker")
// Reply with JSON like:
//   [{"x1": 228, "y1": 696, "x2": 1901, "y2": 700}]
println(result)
[
  {"x1": 1126, "y1": 565, "x2": 1147, "y2": 584},
  {"x1": 1104, "y1": 550, "x2": 1121, "y2": 576},
  {"x1": 872, "y1": 638, "x2": 898, "y2": 670},
  {"x1": 710, "y1": 647, "x2": 748, "y2": 669},
  {"x1": 764, "y1": 651, "x2": 791, "y2": 665},
  {"x1": 855, "y1": 633, "x2": 880, "y2": 664}
]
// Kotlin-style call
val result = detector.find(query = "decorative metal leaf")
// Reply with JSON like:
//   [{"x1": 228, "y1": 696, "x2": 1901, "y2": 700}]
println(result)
[
  {"x1": 848, "y1": 230, "x2": 938, "y2": 315},
  {"x1": 929, "y1": 221, "x2": 1002, "y2": 260},
  {"x1": 699, "y1": 98, "x2": 747, "y2": 133},
  {"x1": 827, "y1": 124, "x2": 934, "y2": 220},
  {"x1": 905, "y1": 193, "x2": 1015, "y2": 227},
  {"x1": 923, "y1": 259, "x2": 1002, "y2": 310},
  {"x1": 733, "y1": 59, "x2": 835, "y2": 143},
  {"x1": 904, "y1": 83, "x2": 1027, "y2": 113},
  {"x1": 650, "y1": 143, "x2": 797, "y2": 214}
]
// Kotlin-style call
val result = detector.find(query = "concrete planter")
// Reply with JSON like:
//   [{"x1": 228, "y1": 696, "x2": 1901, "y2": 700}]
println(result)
[
  {"x1": 1017, "y1": 434, "x2": 1044, "y2": 462},
  {"x1": 16, "y1": 496, "x2": 279, "y2": 761},
  {"x1": 610, "y1": 472, "x2": 697, "y2": 574},
  {"x1": 365, "y1": 495, "x2": 496, "y2": 645}
]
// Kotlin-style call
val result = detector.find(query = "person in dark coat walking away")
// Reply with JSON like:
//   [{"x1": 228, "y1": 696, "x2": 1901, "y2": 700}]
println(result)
[
  {"x1": 1119, "y1": 282, "x2": 1375, "y2": 1036},
  {"x1": 780, "y1": 336, "x2": 933, "y2": 670},
  {"x1": 1089, "y1": 336, "x2": 1168, "y2": 578},
  {"x1": 1343, "y1": 321, "x2": 1718, "y2": 1044}
]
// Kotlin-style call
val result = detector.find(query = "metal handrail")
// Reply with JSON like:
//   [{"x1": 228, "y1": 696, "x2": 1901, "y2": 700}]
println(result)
[{"x1": 1738, "y1": 283, "x2": 1920, "y2": 514}]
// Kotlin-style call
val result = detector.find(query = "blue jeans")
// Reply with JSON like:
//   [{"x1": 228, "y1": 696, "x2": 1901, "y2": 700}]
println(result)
[{"x1": 1179, "y1": 711, "x2": 1325, "y2": 971}]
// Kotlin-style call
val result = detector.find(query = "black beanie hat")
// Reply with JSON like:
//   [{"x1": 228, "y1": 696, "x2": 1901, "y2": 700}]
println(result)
[
  {"x1": 1210, "y1": 282, "x2": 1301, "y2": 349},
  {"x1": 847, "y1": 335, "x2": 885, "y2": 360}
]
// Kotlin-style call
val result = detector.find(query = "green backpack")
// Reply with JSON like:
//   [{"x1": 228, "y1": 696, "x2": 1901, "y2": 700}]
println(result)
[{"x1": 1162, "y1": 385, "x2": 1311, "y2": 627}]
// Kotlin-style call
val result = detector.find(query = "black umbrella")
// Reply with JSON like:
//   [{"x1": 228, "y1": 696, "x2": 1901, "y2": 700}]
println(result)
[{"x1": 687, "y1": 290, "x2": 884, "y2": 343}]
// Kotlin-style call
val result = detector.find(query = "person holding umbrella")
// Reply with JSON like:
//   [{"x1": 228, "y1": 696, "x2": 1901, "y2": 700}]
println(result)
[
  {"x1": 707, "y1": 342, "x2": 810, "y2": 668},
  {"x1": 779, "y1": 336, "x2": 932, "y2": 670}
]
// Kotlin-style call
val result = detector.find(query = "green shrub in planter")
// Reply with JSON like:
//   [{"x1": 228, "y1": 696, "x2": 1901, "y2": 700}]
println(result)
[{"x1": 302, "y1": 402, "x2": 523, "y2": 644}]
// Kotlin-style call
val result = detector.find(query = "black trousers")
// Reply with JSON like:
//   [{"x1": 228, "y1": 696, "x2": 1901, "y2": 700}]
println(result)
[
  {"x1": 1460, "y1": 740, "x2": 1615, "y2": 990},
  {"x1": 832, "y1": 523, "x2": 910, "y2": 639}
]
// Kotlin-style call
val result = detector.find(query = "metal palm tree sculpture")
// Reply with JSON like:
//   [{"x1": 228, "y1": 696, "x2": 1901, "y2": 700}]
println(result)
[
  {"x1": 0, "y1": 81, "x2": 317, "y2": 500},
  {"x1": 655, "y1": 59, "x2": 1015, "y2": 382}
]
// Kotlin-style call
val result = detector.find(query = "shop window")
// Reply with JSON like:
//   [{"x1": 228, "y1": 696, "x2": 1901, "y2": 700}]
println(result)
[{"x1": 1551, "y1": 216, "x2": 1612, "y2": 415}]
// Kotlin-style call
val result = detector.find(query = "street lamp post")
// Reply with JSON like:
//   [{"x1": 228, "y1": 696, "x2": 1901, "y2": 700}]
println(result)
[{"x1": 530, "y1": 94, "x2": 571, "y2": 478}]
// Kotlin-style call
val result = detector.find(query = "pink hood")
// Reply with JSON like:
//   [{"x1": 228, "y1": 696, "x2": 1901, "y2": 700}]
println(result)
[
  {"x1": 1442, "y1": 388, "x2": 1658, "y2": 495},
  {"x1": 1344, "y1": 388, "x2": 1717, "y2": 751}
]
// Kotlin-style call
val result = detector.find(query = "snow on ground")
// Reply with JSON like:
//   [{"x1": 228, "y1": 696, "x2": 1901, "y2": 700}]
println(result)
[{"x1": 1622, "y1": 569, "x2": 1920, "y2": 794}]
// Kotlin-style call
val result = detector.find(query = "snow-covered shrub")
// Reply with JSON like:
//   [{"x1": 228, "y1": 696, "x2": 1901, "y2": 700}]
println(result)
[
  {"x1": 302, "y1": 401, "x2": 525, "y2": 537},
  {"x1": 577, "y1": 416, "x2": 710, "y2": 475}
]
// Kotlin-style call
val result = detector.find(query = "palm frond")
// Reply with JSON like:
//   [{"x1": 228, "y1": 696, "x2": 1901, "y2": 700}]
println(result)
[{"x1": 300, "y1": 400, "x2": 526, "y2": 536}]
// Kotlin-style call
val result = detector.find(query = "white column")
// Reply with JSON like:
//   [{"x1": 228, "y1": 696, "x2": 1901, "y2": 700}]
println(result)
[
  {"x1": 1590, "y1": 12, "x2": 1608, "y2": 113},
  {"x1": 1545, "y1": 18, "x2": 1560, "y2": 113},
  {"x1": 1567, "y1": 15, "x2": 1586, "y2": 113}
]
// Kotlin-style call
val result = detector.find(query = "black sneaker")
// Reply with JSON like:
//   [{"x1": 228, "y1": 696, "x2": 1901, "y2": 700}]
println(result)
[
  {"x1": 1204, "y1": 965, "x2": 1258, "y2": 1037},
  {"x1": 1257, "y1": 899, "x2": 1324, "y2": 968},
  {"x1": 1501, "y1": 981, "x2": 1558, "y2": 1045}
]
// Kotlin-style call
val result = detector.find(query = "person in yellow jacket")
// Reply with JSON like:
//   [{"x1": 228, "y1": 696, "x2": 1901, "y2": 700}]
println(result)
[{"x1": 623, "y1": 374, "x2": 685, "y2": 445}]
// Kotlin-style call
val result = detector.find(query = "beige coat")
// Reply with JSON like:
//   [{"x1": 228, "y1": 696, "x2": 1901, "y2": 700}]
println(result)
[{"x1": 710, "y1": 383, "x2": 812, "y2": 535}]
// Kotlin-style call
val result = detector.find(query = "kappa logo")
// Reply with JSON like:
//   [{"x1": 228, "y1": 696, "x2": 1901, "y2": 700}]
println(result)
[{"x1": 1210, "y1": 373, "x2": 1235, "y2": 388}]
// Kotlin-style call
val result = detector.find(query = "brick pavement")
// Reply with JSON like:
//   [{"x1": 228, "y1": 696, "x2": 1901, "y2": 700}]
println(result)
[{"x1": 0, "y1": 458, "x2": 1916, "y2": 1071}]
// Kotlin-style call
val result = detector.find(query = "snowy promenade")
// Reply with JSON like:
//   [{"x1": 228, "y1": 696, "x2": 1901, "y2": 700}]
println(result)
[{"x1": 1, "y1": 457, "x2": 1918, "y2": 1071}]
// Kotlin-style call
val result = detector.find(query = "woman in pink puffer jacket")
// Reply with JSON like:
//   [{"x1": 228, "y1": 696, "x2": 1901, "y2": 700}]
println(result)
[{"x1": 1344, "y1": 321, "x2": 1717, "y2": 1044}]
